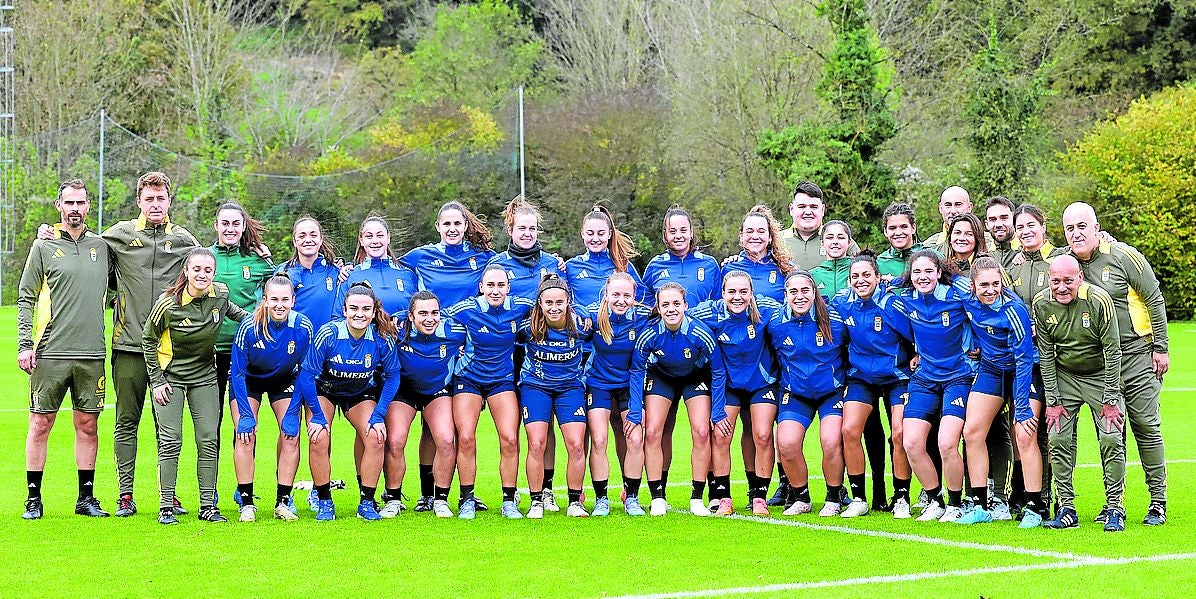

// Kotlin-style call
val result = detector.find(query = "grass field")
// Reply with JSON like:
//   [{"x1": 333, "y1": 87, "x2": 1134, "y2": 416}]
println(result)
[{"x1": 2, "y1": 306, "x2": 1193, "y2": 597}]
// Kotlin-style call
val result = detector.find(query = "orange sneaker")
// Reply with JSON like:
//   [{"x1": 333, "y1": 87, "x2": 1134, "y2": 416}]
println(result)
[
  {"x1": 716, "y1": 497, "x2": 734, "y2": 516},
  {"x1": 751, "y1": 497, "x2": 770, "y2": 516}
]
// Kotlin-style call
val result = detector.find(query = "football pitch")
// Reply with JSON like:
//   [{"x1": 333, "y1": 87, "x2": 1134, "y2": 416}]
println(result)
[{"x1": 2, "y1": 307, "x2": 1193, "y2": 597}]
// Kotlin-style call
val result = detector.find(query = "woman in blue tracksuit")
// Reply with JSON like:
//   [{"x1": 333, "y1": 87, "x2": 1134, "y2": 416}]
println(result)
[
  {"x1": 277, "y1": 216, "x2": 345, "y2": 332},
  {"x1": 894, "y1": 250, "x2": 975, "y2": 523},
  {"x1": 690, "y1": 270, "x2": 781, "y2": 517},
  {"x1": 767, "y1": 270, "x2": 848, "y2": 518},
  {"x1": 586, "y1": 272, "x2": 651, "y2": 517},
  {"x1": 444, "y1": 264, "x2": 535, "y2": 520},
  {"x1": 957, "y1": 257, "x2": 1045, "y2": 528},
  {"x1": 642, "y1": 205, "x2": 722, "y2": 304},
  {"x1": 517, "y1": 274, "x2": 593, "y2": 519},
  {"x1": 565, "y1": 204, "x2": 646, "y2": 307},
  {"x1": 626, "y1": 282, "x2": 732, "y2": 518},
  {"x1": 831, "y1": 251, "x2": 915, "y2": 519},
  {"x1": 229, "y1": 274, "x2": 314, "y2": 522},
  {"x1": 335, "y1": 216, "x2": 420, "y2": 318},
  {"x1": 723, "y1": 205, "x2": 795, "y2": 302},
  {"x1": 384, "y1": 291, "x2": 466, "y2": 520},
  {"x1": 283, "y1": 282, "x2": 401, "y2": 522}
]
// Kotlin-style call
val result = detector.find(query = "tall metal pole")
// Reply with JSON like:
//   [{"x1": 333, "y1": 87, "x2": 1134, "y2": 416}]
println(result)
[
  {"x1": 518, "y1": 85, "x2": 525, "y2": 200},
  {"x1": 98, "y1": 109, "x2": 105, "y2": 231}
]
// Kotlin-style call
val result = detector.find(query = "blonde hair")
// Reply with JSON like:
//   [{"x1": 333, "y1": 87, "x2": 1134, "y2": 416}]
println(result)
[
  {"x1": 502, "y1": 195, "x2": 541, "y2": 232},
  {"x1": 741, "y1": 205, "x2": 795, "y2": 275},
  {"x1": 253, "y1": 275, "x2": 295, "y2": 341},
  {"x1": 596, "y1": 272, "x2": 639, "y2": 344}
]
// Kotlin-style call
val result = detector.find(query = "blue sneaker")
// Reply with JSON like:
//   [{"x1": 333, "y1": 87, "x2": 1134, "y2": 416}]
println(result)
[
  {"x1": 357, "y1": 499, "x2": 382, "y2": 521},
  {"x1": 1018, "y1": 510, "x2": 1044, "y2": 529},
  {"x1": 954, "y1": 506, "x2": 993, "y2": 524},
  {"x1": 458, "y1": 497, "x2": 477, "y2": 520},
  {"x1": 232, "y1": 488, "x2": 241, "y2": 508},
  {"x1": 500, "y1": 500, "x2": 523, "y2": 519},
  {"x1": 592, "y1": 497, "x2": 611, "y2": 517},
  {"x1": 284, "y1": 495, "x2": 297, "y2": 516},
  {"x1": 1143, "y1": 502, "x2": 1167, "y2": 526},
  {"x1": 766, "y1": 483, "x2": 790, "y2": 507},
  {"x1": 1104, "y1": 508, "x2": 1126, "y2": 532},
  {"x1": 624, "y1": 497, "x2": 646, "y2": 517},
  {"x1": 308, "y1": 489, "x2": 319, "y2": 513},
  {"x1": 1044, "y1": 506, "x2": 1079, "y2": 529},
  {"x1": 315, "y1": 499, "x2": 335, "y2": 521}
]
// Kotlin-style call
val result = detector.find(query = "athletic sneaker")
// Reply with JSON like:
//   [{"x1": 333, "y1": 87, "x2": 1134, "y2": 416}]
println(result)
[
  {"x1": 819, "y1": 501, "x2": 842, "y2": 517},
  {"x1": 690, "y1": 498, "x2": 712, "y2": 516},
  {"x1": 767, "y1": 483, "x2": 790, "y2": 507},
  {"x1": 433, "y1": 499, "x2": 454, "y2": 518},
  {"x1": 715, "y1": 498, "x2": 734, "y2": 516},
  {"x1": 840, "y1": 499, "x2": 869, "y2": 518},
  {"x1": 541, "y1": 490, "x2": 560, "y2": 513},
  {"x1": 649, "y1": 498, "x2": 669, "y2": 517},
  {"x1": 954, "y1": 506, "x2": 992, "y2": 525},
  {"x1": 500, "y1": 500, "x2": 523, "y2": 519},
  {"x1": 22, "y1": 498, "x2": 43, "y2": 520},
  {"x1": 197, "y1": 506, "x2": 227, "y2": 523},
  {"x1": 458, "y1": 497, "x2": 477, "y2": 520},
  {"x1": 239, "y1": 505, "x2": 257, "y2": 522},
  {"x1": 275, "y1": 503, "x2": 299, "y2": 521},
  {"x1": 414, "y1": 495, "x2": 434, "y2": 512},
  {"x1": 233, "y1": 488, "x2": 243, "y2": 508},
  {"x1": 1093, "y1": 506, "x2": 1110, "y2": 524},
  {"x1": 356, "y1": 499, "x2": 381, "y2": 521},
  {"x1": 315, "y1": 499, "x2": 336, "y2": 521},
  {"x1": 1044, "y1": 507, "x2": 1079, "y2": 529},
  {"x1": 379, "y1": 499, "x2": 404, "y2": 519},
  {"x1": 115, "y1": 494, "x2": 137, "y2": 517},
  {"x1": 474, "y1": 496, "x2": 490, "y2": 512},
  {"x1": 624, "y1": 497, "x2": 646, "y2": 517},
  {"x1": 1018, "y1": 510, "x2": 1043, "y2": 529},
  {"x1": 916, "y1": 502, "x2": 945, "y2": 522},
  {"x1": 172, "y1": 497, "x2": 188, "y2": 516},
  {"x1": 527, "y1": 500, "x2": 545, "y2": 519},
  {"x1": 1104, "y1": 508, "x2": 1126, "y2": 532},
  {"x1": 913, "y1": 489, "x2": 929, "y2": 509},
  {"x1": 839, "y1": 486, "x2": 852, "y2": 507},
  {"x1": 592, "y1": 497, "x2": 611, "y2": 517},
  {"x1": 707, "y1": 499, "x2": 719, "y2": 513},
  {"x1": 892, "y1": 497, "x2": 912, "y2": 519},
  {"x1": 938, "y1": 505, "x2": 963, "y2": 523},
  {"x1": 567, "y1": 501, "x2": 589, "y2": 517},
  {"x1": 75, "y1": 496, "x2": 110, "y2": 517},
  {"x1": 1144, "y1": 502, "x2": 1167, "y2": 526},
  {"x1": 989, "y1": 498, "x2": 1012, "y2": 521},
  {"x1": 751, "y1": 498, "x2": 770, "y2": 517},
  {"x1": 283, "y1": 495, "x2": 297, "y2": 516},
  {"x1": 158, "y1": 508, "x2": 178, "y2": 525},
  {"x1": 782, "y1": 500, "x2": 811, "y2": 516},
  {"x1": 308, "y1": 489, "x2": 320, "y2": 513}
]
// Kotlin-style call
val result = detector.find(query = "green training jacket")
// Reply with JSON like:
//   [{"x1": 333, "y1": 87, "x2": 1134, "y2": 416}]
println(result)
[
  {"x1": 16, "y1": 224, "x2": 109, "y2": 358},
  {"x1": 143, "y1": 282, "x2": 250, "y2": 387},
  {"x1": 1032, "y1": 282, "x2": 1121, "y2": 406},
  {"x1": 211, "y1": 243, "x2": 275, "y2": 352}
]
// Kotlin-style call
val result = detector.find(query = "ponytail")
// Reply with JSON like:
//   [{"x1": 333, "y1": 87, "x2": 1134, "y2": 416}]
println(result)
[
  {"x1": 596, "y1": 272, "x2": 638, "y2": 344},
  {"x1": 215, "y1": 202, "x2": 267, "y2": 257},
  {"x1": 661, "y1": 204, "x2": 697, "y2": 254},
  {"x1": 253, "y1": 274, "x2": 296, "y2": 341},
  {"x1": 164, "y1": 248, "x2": 217, "y2": 303},
  {"x1": 344, "y1": 281, "x2": 399, "y2": 340},
  {"x1": 584, "y1": 203, "x2": 639, "y2": 272},
  {"x1": 354, "y1": 214, "x2": 399, "y2": 264},
  {"x1": 439, "y1": 201, "x2": 493, "y2": 252},
  {"x1": 502, "y1": 195, "x2": 541, "y2": 232},
  {"x1": 649, "y1": 282, "x2": 687, "y2": 320},
  {"x1": 721, "y1": 270, "x2": 763, "y2": 325},
  {"x1": 286, "y1": 215, "x2": 338, "y2": 267}
]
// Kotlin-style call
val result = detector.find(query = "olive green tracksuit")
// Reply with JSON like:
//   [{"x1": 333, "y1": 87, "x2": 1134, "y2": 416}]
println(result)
[
  {"x1": 1072, "y1": 241, "x2": 1169, "y2": 504},
  {"x1": 143, "y1": 283, "x2": 249, "y2": 509},
  {"x1": 103, "y1": 215, "x2": 199, "y2": 495},
  {"x1": 1033, "y1": 283, "x2": 1125, "y2": 512},
  {"x1": 781, "y1": 227, "x2": 859, "y2": 271}
]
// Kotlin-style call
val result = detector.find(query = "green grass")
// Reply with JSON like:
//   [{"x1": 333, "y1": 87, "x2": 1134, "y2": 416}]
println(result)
[{"x1": 1, "y1": 307, "x2": 1193, "y2": 597}]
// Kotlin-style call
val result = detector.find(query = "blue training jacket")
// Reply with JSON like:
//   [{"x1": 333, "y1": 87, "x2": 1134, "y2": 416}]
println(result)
[
  {"x1": 641, "y1": 250, "x2": 722, "y2": 305},
  {"x1": 689, "y1": 297, "x2": 781, "y2": 393},
  {"x1": 722, "y1": 251, "x2": 786, "y2": 302},
  {"x1": 517, "y1": 314, "x2": 593, "y2": 389},
  {"x1": 830, "y1": 286, "x2": 915, "y2": 386},
  {"x1": 285, "y1": 320, "x2": 400, "y2": 433},
  {"x1": 584, "y1": 305, "x2": 651, "y2": 390},
  {"x1": 894, "y1": 276, "x2": 976, "y2": 382},
  {"x1": 397, "y1": 318, "x2": 468, "y2": 396},
  {"x1": 766, "y1": 304, "x2": 848, "y2": 400},
  {"x1": 964, "y1": 290, "x2": 1038, "y2": 422},
  {"x1": 230, "y1": 311, "x2": 314, "y2": 434},
  {"x1": 277, "y1": 256, "x2": 340, "y2": 331},
  {"x1": 487, "y1": 251, "x2": 563, "y2": 302},
  {"x1": 401, "y1": 242, "x2": 495, "y2": 308},
  {"x1": 334, "y1": 256, "x2": 420, "y2": 318},
  {"x1": 444, "y1": 295, "x2": 536, "y2": 385},
  {"x1": 627, "y1": 316, "x2": 728, "y2": 425},
  {"x1": 564, "y1": 250, "x2": 647, "y2": 307}
]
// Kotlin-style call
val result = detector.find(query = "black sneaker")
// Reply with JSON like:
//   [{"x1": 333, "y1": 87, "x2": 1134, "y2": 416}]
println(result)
[
  {"x1": 158, "y1": 508, "x2": 179, "y2": 525},
  {"x1": 115, "y1": 494, "x2": 137, "y2": 517},
  {"x1": 1093, "y1": 506, "x2": 1110, "y2": 524},
  {"x1": 474, "y1": 496, "x2": 489, "y2": 512},
  {"x1": 172, "y1": 496, "x2": 188, "y2": 516},
  {"x1": 414, "y1": 496, "x2": 434, "y2": 512},
  {"x1": 22, "y1": 498, "x2": 43, "y2": 520},
  {"x1": 767, "y1": 483, "x2": 791, "y2": 507},
  {"x1": 197, "y1": 505, "x2": 228, "y2": 523},
  {"x1": 75, "y1": 496, "x2": 110, "y2": 517},
  {"x1": 1143, "y1": 502, "x2": 1167, "y2": 526}
]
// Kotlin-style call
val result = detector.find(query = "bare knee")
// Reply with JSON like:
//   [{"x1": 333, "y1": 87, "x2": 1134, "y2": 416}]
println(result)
[
  {"x1": 962, "y1": 423, "x2": 987, "y2": 449},
  {"x1": 28, "y1": 415, "x2": 54, "y2": 442},
  {"x1": 76, "y1": 415, "x2": 99, "y2": 439},
  {"x1": 458, "y1": 433, "x2": 478, "y2": 455},
  {"x1": 498, "y1": 431, "x2": 520, "y2": 456},
  {"x1": 645, "y1": 426, "x2": 664, "y2": 447},
  {"x1": 526, "y1": 435, "x2": 547, "y2": 457}
]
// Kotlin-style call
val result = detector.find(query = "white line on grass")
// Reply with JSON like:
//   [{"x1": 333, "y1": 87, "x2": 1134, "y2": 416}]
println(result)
[
  {"x1": 609, "y1": 552, "x2": 1196, "y2": 599},
  {"x1": 1077, "y1": 458, "x2": 1196, "y2": 468}
]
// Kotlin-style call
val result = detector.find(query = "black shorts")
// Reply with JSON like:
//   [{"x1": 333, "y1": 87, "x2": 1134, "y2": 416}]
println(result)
[
  {"x1": 396, "y1": 387, "x2": 450, "y2": 411},
  {"x1": 644, "y1": 367, "x2": 712, "y2": 404},
  {"x1": 244, "y1": 375, "x2": 295, "y2": 404},
  {"x1": 323, "y1": 391, "x2": 378, "y2": 413}
]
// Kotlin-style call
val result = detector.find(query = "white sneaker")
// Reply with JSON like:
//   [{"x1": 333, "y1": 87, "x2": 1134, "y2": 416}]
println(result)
[
  {"x1": 892, "y1": 497, "x2": 912, "y2": 519},
  {"x1": 566, "y1": 501, "x2": 589, "y2": 517},
  {"x1": 939, "y1": 505, "x2": 964, "y2": 523},
  {"x1": 649, "y1": 498, "x2": 669, "y2": 516},
  {"x1": 819, "y1": 501, "x2": 842, "y2": 517},
  {"x1": 917, "y1": 502, "x2": 945, "y2": 521},
  {"x1": 708, "y1": 499, "x2": 719, "y2": 513},
  {"x1": 913, "y1": 489, "x2": 929, "y2": 508},
  {"x1": 379, "y1": 499, "x2": 404, "y2": 519},
  {"x1": 690, "y1": 498, "x2": 712, "y2": 516},
  {"x1": 782, "y1": 501, "x2": 812, "y2": 516},
  {"x1": 273, "y1": 504, "x2": 298, "y2": 521},
  {"x1": 542, "y1": 490, "x2": 560, "y2": 512},
  {"x1": 239, "y1": 504, "x2": 257, "y2": 522},
  {"x1": 432, "y1": 499, "x2": 454, "y2": 518},
  {"x1": 527, "y1": 500, "x2": 545, "y2": 519},
  {"x1": 841, "y1": 499, "x2": 869, "y2": 518}
]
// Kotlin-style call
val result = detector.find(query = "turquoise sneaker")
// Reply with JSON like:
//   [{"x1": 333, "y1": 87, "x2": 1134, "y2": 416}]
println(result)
[
  {"x1": 954, "y1": 506, "x2": 993, "y2": 524},
  {"x1": 307, "y1": 489, "x2": 319, "y2": 513},
  {"x1": 592, "y1": 497, "x2": 611, "y2": 517},
  {"x1": 624, "y1": 497, "x2": 646, "y2": 517},
  {"x1": 500, "y1": 500, "x2": 523, "y2": 519},
  {"x1": 458, "y1": 496, "x2": 477, "y2": 520},
  {"x1": 1019, "y1": 510, "x2": 1044, "y2": 529}
]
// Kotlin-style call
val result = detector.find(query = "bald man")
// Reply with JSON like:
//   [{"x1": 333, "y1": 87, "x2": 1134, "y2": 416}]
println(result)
[
  {"x1": 1033, "y1": 255, "x2": 1126, "y2": 531},
  {"x1": 924, "y1": 186, "x2": 995, "y2": 254},
  {"x1": 1062, "y1": 202, "x2": 1168, "y2": 526}
]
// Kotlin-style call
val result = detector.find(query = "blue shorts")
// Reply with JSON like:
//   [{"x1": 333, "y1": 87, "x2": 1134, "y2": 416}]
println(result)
[
  {"x1": 521, "y1": 384, "x2": 586, "y2": 425},
  {"x1": 727, "y1": 387, "x2": 780, "y2": 408},
  {"x1": 906, "y1": 375, "x2": 972, "y2": 421},
  {"x1": 397, "y1": 386, "x2": 450, "y2": 411},
  {"x1": 586, "y1": 386, "x2": 630, "y2": 412},
  {"x1": 453, "y1": 376, "x2": 516, "y2": 400},
  {"x1": 777, "y1": 390, "x2": 843, "y2": 428},
  {"x1": 843, "y1": 378, "x2": 908, "y2": 408},
  {"x1": 970, "y1": 363, "x2": 1043, "y2": 406},
  {"x1": 644, "y1": 368, "x2": 712, "y2": 403},
  {"x1": 244, "y1": 375, "x2": 294, "y2": 404}
]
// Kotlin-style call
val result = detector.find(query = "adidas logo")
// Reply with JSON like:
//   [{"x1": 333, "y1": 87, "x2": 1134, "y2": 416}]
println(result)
[
  {"x1": 573, "y1": 407, "x2": 585, "y2": 416},
  {"x1": 718, "y1": 333, "x2": 731, "y2": 342},
  {"x1": 695, "y1": 383, "x2": 709, "y2": 392},
  {"x1": 254, "y1": 340, "x2": 266, "y2": 349},
  {"x1": 763, "y1": 391, "x2": 775, "y2": 401},
  {"x1": 578, "y1": 271, "x2": 588, "y2": 278},
  {"x1": 478, "y1": 326, "x2": 490, "y2": 334},
  {"x1": 844, "y1": 316, "x2": 855, "y2": 327},
  {"x1": 52, "y1": 248, "x2": 66, "y2": 258},
  {"x1": 951, "y1": 397, "x2": 965, "y2": 408},
  {"x1": 128, "y1": 238, "x2": 143, "y2": 247},
  {"x1": 431, "y1": 259, "x2": 444, "y2": 267},
  {"x1": 1046, "y1": 315, "x2": 1058, "y2": 325},
  {"x1": 28, "y1": 483, "x2": 36, "y2": 488},
  {"x1": 833, "y1": 401, "x2": 844, "y2": 409},
  {"x1": 783, "y1": 337, "x2": 793, "y2": 346},
  {"x1": 181, "y1": 318, "x2": 194, "y2": 326},
  {"x1": 660, "y1": 269, "x2": 670, "y2": 279},
  {"x1": 331, "y1": 355, "x2": 344, "y2": 364}
]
